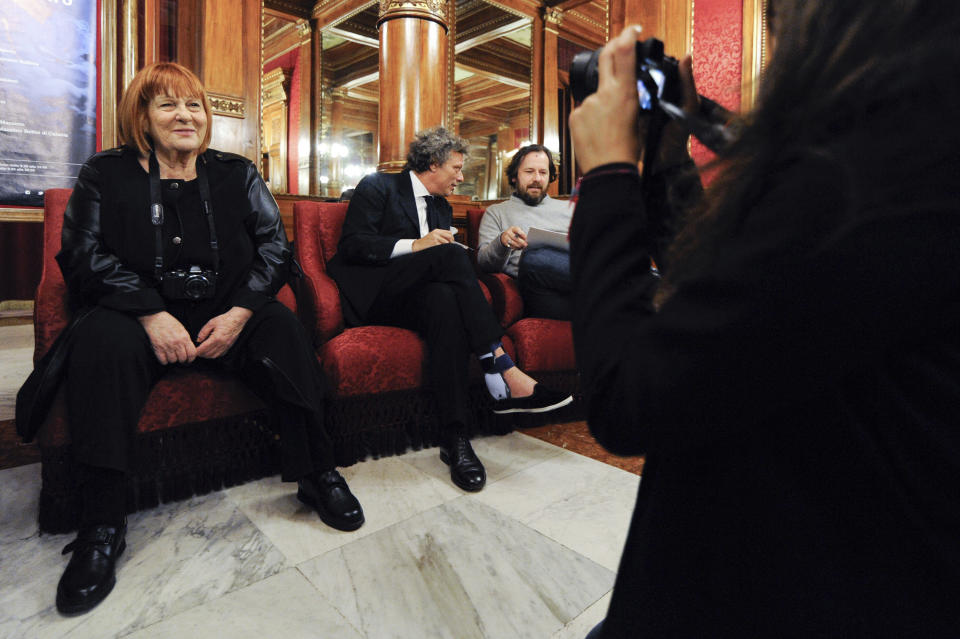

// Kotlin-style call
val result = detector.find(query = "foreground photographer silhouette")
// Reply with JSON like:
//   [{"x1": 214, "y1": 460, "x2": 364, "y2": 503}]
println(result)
[{"x1": 570, "y1": 3, "x2": 960, "y2": 637}]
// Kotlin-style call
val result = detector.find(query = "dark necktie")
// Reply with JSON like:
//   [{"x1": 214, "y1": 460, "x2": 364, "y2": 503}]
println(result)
[{"x1": 425, "y1": 195, "x2": 441, "y2": 232}]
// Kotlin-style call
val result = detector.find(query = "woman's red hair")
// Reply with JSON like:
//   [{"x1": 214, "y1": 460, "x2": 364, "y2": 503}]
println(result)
[{"x1": 117, "y1": 62, "x2": 212, "y2": 156}]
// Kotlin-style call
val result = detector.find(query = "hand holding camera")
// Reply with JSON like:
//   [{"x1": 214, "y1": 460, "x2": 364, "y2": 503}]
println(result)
[
  {"x1": 569, "y1": 26, "x2": 717, "y2": 175},
  {"x1": 569, "y1": 26, "x2": 647, "y2": 175}
]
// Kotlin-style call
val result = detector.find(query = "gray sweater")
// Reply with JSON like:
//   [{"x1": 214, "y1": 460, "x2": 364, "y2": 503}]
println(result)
[{"x1": 476, "y1": 194, "x2": 573, "y2": 278}]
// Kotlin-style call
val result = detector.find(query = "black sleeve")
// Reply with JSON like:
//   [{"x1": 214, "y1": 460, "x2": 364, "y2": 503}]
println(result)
[
  {"x1": 570, "y1": 158, "x2": 960, "y2": 456},
  {"x1": 56, "y1": 159, "x2": 166, "y2": 315},
  {"x1": 337, "y1": 174, "x2": 403, "y2": 264},
  {"x1": 229, "y1": 162, "x2": 293, "y2": 311}
]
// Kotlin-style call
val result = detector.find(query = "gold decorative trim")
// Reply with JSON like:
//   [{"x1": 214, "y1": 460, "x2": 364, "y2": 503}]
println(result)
[
  {"x1": 0, "y1": 208, "x2": 43, "y2": 223},
  {"x1": 566, "y1": 9, "x2": 603, "y2": 32},
  {"x1": 741, "y1": 0, "x2": 768, "y2": 112},
  {"x1": 209, "y1": 94, "x2": 247, "y2": 118},
  {"x1": 480, "y1": 0, "x2": 537, "y2": 21},
  {"x1": 378, "y1": 0, "x2": 448, "y2": 29},
  {"x1": 100, "y1": 0, "x2": 119, "y2": 149},
  {"x1": 544, "y1": 7, "x2": 563, "y2": 26},
  {"x1": 313, "y1": 0, "x2": 378, "y2": 30},
  {"x1": 262, "y1": 68, "x2": 291, "y2": 106},
  {"x1": 377, "y1": 159, "x2": 406, "y2": 172},
  {"x1": 297, "y1": 18, "x2": 313, "y2": 43},
  {"x1": 121, "y1": 0, "x2": 137, "y2": 93}
]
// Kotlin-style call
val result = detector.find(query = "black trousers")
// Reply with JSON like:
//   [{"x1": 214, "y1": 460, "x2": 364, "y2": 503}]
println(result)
[
  {"x1": 364, "y1": 244, "x2": 504, "y2": 431},
  {"x1": 65, "y1": 301, "x2": 333, "y2": 481}
]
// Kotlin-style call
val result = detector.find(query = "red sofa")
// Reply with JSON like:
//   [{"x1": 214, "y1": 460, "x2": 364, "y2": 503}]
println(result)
[
  {"x1": 293, "y1": 201, "x2": 533, "y2": 465},
  {"x1": 30, "y1": 189, "x2": 298, "y2": 533}
]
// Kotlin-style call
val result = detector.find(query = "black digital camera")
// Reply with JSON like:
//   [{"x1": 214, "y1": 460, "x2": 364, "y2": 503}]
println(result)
[
  {"x1": 161, "y1": 265, "x2": 217, "y2": 301},
  {"x1": 570, "y1": 37, "x2": 681, "y2": 110}
]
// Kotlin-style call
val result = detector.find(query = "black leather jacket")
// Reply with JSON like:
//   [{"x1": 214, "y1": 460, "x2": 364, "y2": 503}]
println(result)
[
  {"x1": 16, "y1": 147, "x2": 292, "y2": 441},
  {"x1": 56, "y1": 146, "x2": 291, "y2": 322}
]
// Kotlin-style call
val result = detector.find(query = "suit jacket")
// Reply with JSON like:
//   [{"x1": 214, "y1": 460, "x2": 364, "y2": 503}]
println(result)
[{"x1": 327, "y1": 169, "x2": 452, "y2": 325}]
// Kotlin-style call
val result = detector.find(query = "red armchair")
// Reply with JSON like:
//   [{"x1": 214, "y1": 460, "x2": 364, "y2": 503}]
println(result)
[
  {"x1": 31, "y1": 189, "x2": 297, "y2": 533},
  {"x1": 466, "y1": 207, "x2": 580, "y2": 421},
  {"x1": 293, "y1": 201, "x2": 516, "y2": 466}
]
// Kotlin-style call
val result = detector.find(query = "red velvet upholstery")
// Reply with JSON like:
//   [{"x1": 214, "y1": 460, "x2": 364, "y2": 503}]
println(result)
[
  {"x1": 33, "y1": 189, "x2": 298, "y2": 532},
  {"x1": 465, "y1": 208, "x2": 525, "y2": 327},
  {"x1": 465, "y1": 207, "x2": 577, "y2": 374},
  {"x1": 293, "y1": 200, "x2": 519, "y2": 463}
]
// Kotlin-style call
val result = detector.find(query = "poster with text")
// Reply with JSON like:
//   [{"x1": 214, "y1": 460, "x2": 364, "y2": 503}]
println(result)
[{"x1": 0, "y1": 0, "x2": 97, "y2": 208}]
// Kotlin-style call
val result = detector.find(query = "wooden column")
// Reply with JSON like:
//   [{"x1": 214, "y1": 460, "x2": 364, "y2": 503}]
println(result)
[
  {"x1": 376, "y1": 0, "x2": 449, "y2": 172},
  {"x1": 310, "y1": 16, "x2": 324, "y2": 195},
  {"x1": 542, "y1": 7, "x2": 560, "y2": 195},
  {"x1": 199, "y1": 0, "x2": 262, "y2": 162},
  {"x1": 608, "y1": 0, "x2": 692, "y2": 59},
  {"x1": 296, "y1": 19, "x2": 315, "y2": 195},
  {"x1": 530, "y1": 12, "x2": 544, "y2": 148}
]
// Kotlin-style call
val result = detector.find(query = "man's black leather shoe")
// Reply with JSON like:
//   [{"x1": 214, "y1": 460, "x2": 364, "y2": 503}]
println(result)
[
  {"x1": 56, "y1": 521, "x2": 127, "y2": 615},
  {"x1": 298, "y1": 470, "x2": 365, "y2": 531},
  {"x1": 439, "y1": 436, "x2": 486, "y2": 492}
]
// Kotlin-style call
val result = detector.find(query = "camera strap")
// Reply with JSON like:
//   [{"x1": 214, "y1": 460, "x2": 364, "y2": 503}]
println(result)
[{"x1": 148, "y1": 151, "x2": 220, "y2": 279}]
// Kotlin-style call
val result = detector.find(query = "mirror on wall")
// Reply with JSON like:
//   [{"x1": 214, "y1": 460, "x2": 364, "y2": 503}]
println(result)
[
  {"x1": 261, "y1": 3, "x2": 381, "y2": 197},
  {"x1": 262, "y1": 9, "x2": 304, "y2": 194},
  {"x1": 453, "y1": 0, "x2": 531, "y2": 200},
  {"x1": 317, "y1": 6, "x2": 380, "y2": 198}
]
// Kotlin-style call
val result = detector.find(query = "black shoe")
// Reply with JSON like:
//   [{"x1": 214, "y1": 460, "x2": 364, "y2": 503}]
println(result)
[
  {"x1": 298, "y1": 470, "x2": 365, "y2": 531},
  {"x1": 439, "y1": 436, "x2": 486, "y2": 492},
  {"x1": 56, "y1": 521, "x2": 127, "y2": 615},
  {"x1": 492, "y1": 384, "x2": 573, "y2": 415}
]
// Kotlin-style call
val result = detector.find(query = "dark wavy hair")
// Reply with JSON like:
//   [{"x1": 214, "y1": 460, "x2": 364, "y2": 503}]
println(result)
[
  {"x1": 663, "y1": 0, "x2": 960, "y2": 290},
  {"x1": 506, "y1": 144, "x2": 557, "y2": 187},
  {"x1": 404, "y1": 127, "x2": 469, "y2": 173}
]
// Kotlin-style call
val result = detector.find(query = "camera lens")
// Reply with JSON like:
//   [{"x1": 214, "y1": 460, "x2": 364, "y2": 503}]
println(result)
[
  {"x1": 183, "y1": 275, "x2": 208, "y2": 301},
  {"x1": 570, "y1": 49, "x2": 601, "y2": 104}
]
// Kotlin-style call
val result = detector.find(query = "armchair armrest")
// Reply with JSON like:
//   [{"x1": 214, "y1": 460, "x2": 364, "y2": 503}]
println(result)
[{"x1": 480, "y1": 272, "x2": 524, "y2": 328}]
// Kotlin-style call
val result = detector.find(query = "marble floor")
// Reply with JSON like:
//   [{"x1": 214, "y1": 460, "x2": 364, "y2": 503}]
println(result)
[
  {"x1": 0, "y1": 431, "x2": 640, "y2": 639},
  {"x1": 0, "y1": 321, "x2": 644, "y2": 639}
]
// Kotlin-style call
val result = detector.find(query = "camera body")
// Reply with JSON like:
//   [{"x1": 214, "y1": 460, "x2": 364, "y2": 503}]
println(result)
[
  {"x1": 570, "y1": 37, "x2": 681, "y2": 110},
  {"x1": 160, "y1": 265, "x2": 217, "y2": 301}
]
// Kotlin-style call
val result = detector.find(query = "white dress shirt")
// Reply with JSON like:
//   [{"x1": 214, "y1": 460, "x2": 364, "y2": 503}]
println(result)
[{"x1": 390, "y1": 172, "x2": 431, "y2": 258}]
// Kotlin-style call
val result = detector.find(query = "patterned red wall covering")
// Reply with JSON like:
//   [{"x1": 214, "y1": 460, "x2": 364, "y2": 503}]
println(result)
[{"x1": 691, "y1": 0, "x2": 742, "y2": 167}]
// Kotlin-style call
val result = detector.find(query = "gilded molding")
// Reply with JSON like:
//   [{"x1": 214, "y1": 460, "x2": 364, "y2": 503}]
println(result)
[
  {"x1": 566, "y1": 9, "x2": 603, "y2": 32},
  {"x1": 262, "y1": 68, "x2": 291, "y2": 106},
  {"x1": 297, "y1": 19, "x2": 313, "y2": 44},
  {"x1": 544, "y1": 7, "x2": 563, "y2": 26},
  {"x1": 209, "y1": 94, "x2": 247, "y2": 118},
  {"x1": 0, "y1": 208, "x2": 43, "y2": 223},
  {"x1": 378, "y1": 0, "x2": 448, "y2": 29},
  {"x1": 377, "y1": 159, "x2": 407, "y2": 173}
]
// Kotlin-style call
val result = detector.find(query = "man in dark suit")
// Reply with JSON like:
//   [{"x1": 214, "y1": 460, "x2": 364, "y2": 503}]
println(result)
[{"x1": 327, "y1": 127, "x2": 572, "y2": 491}]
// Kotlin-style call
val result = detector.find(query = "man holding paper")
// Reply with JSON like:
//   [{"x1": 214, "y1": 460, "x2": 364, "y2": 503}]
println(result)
[{"x1": 477, "y1": 144, "x2": 573, "y2": 320}]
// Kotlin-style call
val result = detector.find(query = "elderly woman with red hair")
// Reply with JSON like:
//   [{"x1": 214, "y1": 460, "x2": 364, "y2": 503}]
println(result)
[{"x1": 45, "y1": 62, "x2": 362, "y2": 615}]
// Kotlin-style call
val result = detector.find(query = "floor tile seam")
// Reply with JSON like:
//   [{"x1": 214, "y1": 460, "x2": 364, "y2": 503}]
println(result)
[
  {"x1": 548, "y1": 589, "x2": 613, "y2": 639},
  {"x1": 294, "y1": 561, "x2": 367, "y2": 637},
  {"x1": 111, "y1": 567, "x2": 300, "y2": 639},
  {"x1": 288, "y1": 495, "x2": 475, "y2": 567},
  {"x1": 516, "y1": 515, "x2": 624, "y2": 574},
  {"x1": 467, "y1": 448, "x2": 570, "y2": 488}
]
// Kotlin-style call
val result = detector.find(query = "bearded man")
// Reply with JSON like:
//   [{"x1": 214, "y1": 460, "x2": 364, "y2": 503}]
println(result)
[{"x1": 476, "y1": 144, "x2": 573, "y2": 320}]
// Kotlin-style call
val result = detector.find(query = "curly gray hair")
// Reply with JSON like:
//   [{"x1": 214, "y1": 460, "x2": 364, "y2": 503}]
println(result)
[{"x1": 405, "y1": 126, "x2": 469, "y2": 173}]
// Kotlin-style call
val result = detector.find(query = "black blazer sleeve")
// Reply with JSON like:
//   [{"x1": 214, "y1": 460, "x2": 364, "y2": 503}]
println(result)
[
  {"x1": 56, "y1": 154, "x2": 166, "y2": 315},
  {"x1": 338, "y1": 172, "x2": 409, "y2": 264},
  {"x1": 570, "y1": 157, "x2": 960, "y2": 456}
]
